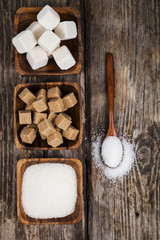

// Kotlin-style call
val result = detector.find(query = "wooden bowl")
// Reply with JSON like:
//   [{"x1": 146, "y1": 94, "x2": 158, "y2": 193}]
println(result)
[
  {"x1": 14, "y1": 82, "x2": 82, "y2": 150},
  {"x1": 17, "y1": 158, "x2": 83, "y2": 225},
  {"x1": 14, "y1": 7, "x2": 82, "y2": 75}
]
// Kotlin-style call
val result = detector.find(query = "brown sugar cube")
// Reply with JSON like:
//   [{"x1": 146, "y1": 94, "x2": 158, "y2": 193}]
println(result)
[
  {"x1": 54, "y1": 113, "x2": 72, "y2": 131},
  {"x1": 32, "y1": 97, "x2": 48, "y2": 113},
  {"x1": 55, "y1": 113, "x2": 71, "y2": 121},
  {"x1": 48, "y1": 111, "x2": 57, "y2": 123},
  {"x1": 36, "y1": 89, "x2": 46, "y2": 99},
  {"x1": 64, "y1": 114, "x2": 72, "y2": 121},
  {"x1": 25, "y1": 104, "x2": 34, "y2": 111},
  {"x1": 48, "y1": 98, "x2": 64, "y2": 113},
  {"x1": 55, "y1": 126, "x2": 62, "y2": 133},
  {"x1": 33, "y1": 112, "x2": 47, "y2": 124},
  {"x1": 63, "y1": 125, "x2": 79, "y2": 140},
  {"x1": 62, "y1": 92, "x2": 78, "y2": 111},
  {"x1": 38, "y1": 119, "x2": 55, "y2": 137},
  {"x1": 47, "y1": 87, "x2": 62, "y2": 99},
  {"x1": 47, "y1": 131, "x2": 63, "y2": 148},
  {"x1": 20, "y1": 127, "x2": 36, "y2": 144},
  {"x1": 27, "y1": 124, "x2": 38, "y2": 132},
  {"x1": 19, "y1": 88, "x2": 36, "y2": 105},
  {"x1": 19, "y1": 110, "x2": 32, "y2": 125},
  {"x1": 39, "y1": 132, "x2": 47, "y2": 140}
]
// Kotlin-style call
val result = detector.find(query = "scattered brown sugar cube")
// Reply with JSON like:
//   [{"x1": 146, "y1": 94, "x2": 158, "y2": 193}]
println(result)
[
  {"x1": 48, "y1": 98, "x2": 64, "y2": 113},
  {"x1": 20, "y1": 127, "x2": 36, "y2": 144},
  {"x1": 63, "y1": 125, "x2": 79, "y2": 140},
  {"x1": 32, "y1": 97, "x2": 48, "y2": 113},
  {"x1": 36, "y1": 89, "x2": 46, "y2": 99},
  {"x1": 62, "y1": 92, "x2": 78, "y2": 111},
  {"x1": 47, "y1": 131, "x2": 63, "y2": 148},
  {"x1": 19, "y1": 88, "x2": 36, "y2": 105},
  {"x1": 25, "y1": 103, "x2": 34, "y2": 111},
  {"x1": 19, "y1": 110, "x2": 32, "y2": 125},
  {"x1": 54, "y1": 113, "x2": 72, "y2": 131},
  {"x1": 48, "y1": 111, "x2": 57, "y2": 123},
  {"x1": 39, "y1": 131, "x2": 47, "y2": 140},
  {"x1": 33, "y1": 112, "x2": 47, "y2": 124},
  {"x1": 47, "y1": 87, "x2": 62, "y2": 99},
  {"x1": 27, "y1": 123, "x2": 38, "y2": 132},
  {"x1": 38, "y1": 119, "x2": 55, "y2": 137}
]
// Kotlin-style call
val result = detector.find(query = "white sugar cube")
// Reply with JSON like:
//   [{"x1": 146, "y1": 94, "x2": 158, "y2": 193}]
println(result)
[
  {"x1": 26, "y1": 21, "x2": 46, "y2": 41},
  {"x1": 37, "y1": 5, "x2": 60, "y2": 30},
  {"x1": 38, "y1": 30, "x2": 60, "y2": 54},
  {"x1": 52, "y1": 46, "x2": 76, "y2": 70},
  {"x1": 26, "y1": 46, "x2": 48, "y2": 70},
  {"x1": 12, "y1": 30, "x2": 37, "y2": 54},
  {"x1": 47, "y1": 45, "x2": 60, "y2": 58},
  {"x1": 54, "y1": 21, "x2": 77, "y2": 40}
]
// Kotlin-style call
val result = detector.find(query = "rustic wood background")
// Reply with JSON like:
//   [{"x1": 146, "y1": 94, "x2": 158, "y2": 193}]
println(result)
[{"x1": 0, "y1": 0, "x2": 159, "y2": 239}]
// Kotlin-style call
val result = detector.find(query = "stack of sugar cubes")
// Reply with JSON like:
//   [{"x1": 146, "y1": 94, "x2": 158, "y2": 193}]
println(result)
[{"x1": 12, "y1": 5, "x2": 77, "y2": 70}]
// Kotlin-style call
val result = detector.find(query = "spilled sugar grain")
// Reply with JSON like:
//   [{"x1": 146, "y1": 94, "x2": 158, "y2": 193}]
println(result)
[
  {"x1": 104, "y1": 138, "x2": 135, "y2": 179},
  {"x1": 92, "y1": 131, "x2": 135, "y2": 180}
]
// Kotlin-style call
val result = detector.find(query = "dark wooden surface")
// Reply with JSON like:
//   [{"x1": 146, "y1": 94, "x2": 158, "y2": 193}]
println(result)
[{"x1": 0, "y1": 0, "x2": 159, "y2": 239}]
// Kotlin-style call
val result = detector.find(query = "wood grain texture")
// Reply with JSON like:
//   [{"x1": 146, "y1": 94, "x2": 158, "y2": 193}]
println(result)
[
  {"x1": 14, "y1": 82, "x2": 82, "y2": 150},
  {"x1": 84, "y1": 0, "x2": 160, "y2": 240},
  {"x1": 14, "y1": 7, "x2": 82, "y2": 75},
  {"x1": 17, "y1": 158, "x2": 83, "y2": 225}
]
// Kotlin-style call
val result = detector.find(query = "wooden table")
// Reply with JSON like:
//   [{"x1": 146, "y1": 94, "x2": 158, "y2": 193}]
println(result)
[{"x1": 0, "y1": 0, "x2": 159, "y2": 239}]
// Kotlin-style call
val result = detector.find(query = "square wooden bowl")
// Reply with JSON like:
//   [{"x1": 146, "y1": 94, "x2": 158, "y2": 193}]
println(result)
[
  {"x1": 14, "y1": 7, "x2": 82, "y2": 75},
  {"x1": 17, "y1": 158, "x2": 83, "y2": 225},
  {"x1": 14, "y1": 82, "x2": 82, "y2": 150}
]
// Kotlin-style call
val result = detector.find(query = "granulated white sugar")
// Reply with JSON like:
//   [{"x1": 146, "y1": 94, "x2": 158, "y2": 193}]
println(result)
[
  {"x1": 21, "y1": 163, "x2": 77, "y2": 219},
  {"x1": 101, "y1": 136, "x2": 123, "y2": 168},
  {"x1": 92, "y1": 131, "x2": 135, "y2": 180}
]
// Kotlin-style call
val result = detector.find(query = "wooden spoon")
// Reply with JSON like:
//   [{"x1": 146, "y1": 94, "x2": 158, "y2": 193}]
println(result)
[
  {"x1": 106, "y1": 53, "x2": 118, "y2": 138},
  {"x1": 101, "y1": 53, "x2": 123, "y2": 168}
]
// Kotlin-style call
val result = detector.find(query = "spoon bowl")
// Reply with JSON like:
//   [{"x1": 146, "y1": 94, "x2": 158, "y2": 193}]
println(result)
[{"x1": 102, "y1": 53, "x2": 123, "y2": 168}]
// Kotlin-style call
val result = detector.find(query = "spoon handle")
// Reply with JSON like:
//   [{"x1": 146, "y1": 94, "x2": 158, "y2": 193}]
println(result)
[{"x1": 106, "y1": 53, "x2": 117, "y2": 137}]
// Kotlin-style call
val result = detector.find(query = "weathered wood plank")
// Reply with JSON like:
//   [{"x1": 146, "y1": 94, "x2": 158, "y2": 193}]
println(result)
[
  {"x1": 0, "y1": 0, "x2": 86, "y2": 239},
  {"x1": 85, "y1": 0, "x2": 160, "y2": 239}
]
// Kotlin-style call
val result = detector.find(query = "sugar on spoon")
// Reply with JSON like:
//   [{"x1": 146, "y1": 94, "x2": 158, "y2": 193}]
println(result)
[{"x1": 101, "y1": 53, "x2": 123, "y2": 168}]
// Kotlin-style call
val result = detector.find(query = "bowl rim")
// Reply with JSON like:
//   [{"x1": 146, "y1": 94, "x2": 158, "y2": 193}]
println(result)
[
  {"x1": 17, "y1": 158, "x2": 83, "y2": 225},
  {"x1": 14, "y1": 7, "x2": 82, "y2": 75},
  {"x1": 14, "y1": 82, "x2": 83, "y2": 150}
]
